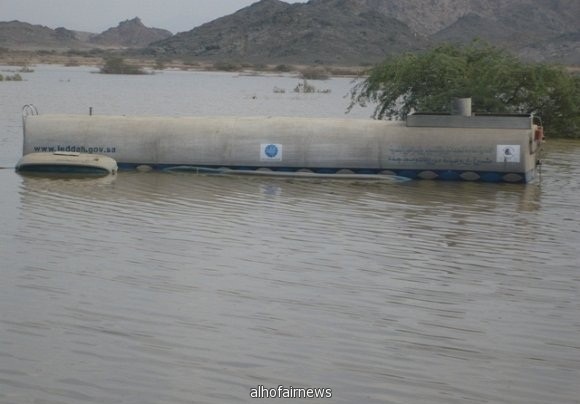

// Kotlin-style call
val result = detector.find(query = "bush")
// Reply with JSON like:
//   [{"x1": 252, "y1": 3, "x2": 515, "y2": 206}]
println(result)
[
  {"x1": 88, "y1": 48, "x2": 105, "y2": 56},
  {"x1": 299, "y1": 67, "x2": 329, "y2": 80},
  {"x1": 212, "y1": 61, "x2": 241, "y2": 72},
  {"x1": 154, "y1": 58, "x2": 167, "y2": 70},
  {"x1": 100, "y1": 57, "x2": 146, "y2": 75},
  {"x1": 1, "y1": 73, "x2": 23, "y2": 81},
  {"x1": 182, "y1": 58, "x2": 200, "y2": 66},
  {"x1": 66, "y1": 49, "x2": 89, "y2": 57},
  {"x1": 350, "y1": 42, "x2": 580, "y2": 137},
  {"x1": 36, "y1": 50, "x2": 55, "y2": 56},
  {"x1": 274, "y1": 64, "x2": 293, "y2": 73}
]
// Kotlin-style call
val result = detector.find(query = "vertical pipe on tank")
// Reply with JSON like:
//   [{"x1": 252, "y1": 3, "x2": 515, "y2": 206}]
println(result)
[{"x1": 451, "y1": 98, "x2": 472, "y2": 116}]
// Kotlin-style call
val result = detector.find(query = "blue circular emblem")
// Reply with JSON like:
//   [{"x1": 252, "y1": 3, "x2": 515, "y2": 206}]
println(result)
[{"x1": 264, "y1": 144, "x2": 279, "y2": 158}]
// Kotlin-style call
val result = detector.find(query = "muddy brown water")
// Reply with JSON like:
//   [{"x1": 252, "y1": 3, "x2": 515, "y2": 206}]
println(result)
[{"x1": 1, "y1": 65, "x2": 579, "y2": 403}]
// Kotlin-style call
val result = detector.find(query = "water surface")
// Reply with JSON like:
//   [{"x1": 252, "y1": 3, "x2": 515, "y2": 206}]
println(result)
[{"x1": 1, "y1": 65, "x2": 579, "y2": 404}]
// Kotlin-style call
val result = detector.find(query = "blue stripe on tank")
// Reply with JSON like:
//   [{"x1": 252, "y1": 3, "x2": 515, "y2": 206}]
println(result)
[{"x1": 115, "y1": 163, "x2": 530, "y2": 183}]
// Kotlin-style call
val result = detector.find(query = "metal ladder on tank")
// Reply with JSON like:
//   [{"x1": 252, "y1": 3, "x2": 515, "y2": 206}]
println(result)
[{"x1": 22, "y1": 104, "x2": 38, "y2": 126}]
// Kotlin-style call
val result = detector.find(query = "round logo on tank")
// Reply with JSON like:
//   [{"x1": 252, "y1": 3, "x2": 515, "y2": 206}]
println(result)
[
  {"x1": 261, "y1": 143, "x2": 283, "y2": 161},
  {"x1": 264, "y1": 144, "x2": 279, "y2": 158}
]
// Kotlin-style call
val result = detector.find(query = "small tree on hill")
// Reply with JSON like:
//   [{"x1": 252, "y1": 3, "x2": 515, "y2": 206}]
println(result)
[{"x1": 349, "y1": 42, "x2": 580, "y2": 138}]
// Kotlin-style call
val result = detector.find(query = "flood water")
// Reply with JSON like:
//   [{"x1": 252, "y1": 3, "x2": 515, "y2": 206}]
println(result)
[{"x1": 1, "y1": 65, "x2": 579, "y2": 404}]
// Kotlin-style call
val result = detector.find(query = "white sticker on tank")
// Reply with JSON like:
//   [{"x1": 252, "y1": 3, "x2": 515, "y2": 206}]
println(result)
[
  {"x1": 261, "y1": 143, "x2": 283, "y2": 161},
  {"x1": 497, "y1": 145, "x2": 520, "y2": 163}
]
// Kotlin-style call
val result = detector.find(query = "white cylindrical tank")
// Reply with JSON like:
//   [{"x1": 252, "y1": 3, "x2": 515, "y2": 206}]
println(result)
[{"x1": 22, "y1": 113, "x2": 540, "y2": 183}]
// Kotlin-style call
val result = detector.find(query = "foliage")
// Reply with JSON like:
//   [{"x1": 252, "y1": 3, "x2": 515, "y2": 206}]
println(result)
[
  {"x1": 67, "y1": 49, "x2": 105, "y2": 57},
  {"x1": 181, "y1": 57, "x2": 200, "y2": 67},
  {"x1": 252, "y1": 63, "x2": 268, "y2": 71},
  {"x1": 274, "y1": 64, "x2": 293, "y2": 73},
  {"x1": 350, "y1": 42, "x2": 580, "y2": 137},
  {"x1": 325, "y1": 66, "x2": 364, "y2": 76},
  {"x1": 154, "y1": 58, "x2": 167, "y2": 70},
  {"x1": 100, "y1": 56, "x2": 146, "y2": 75},
  {"x1": 35, "y1": 50, "x2": 56, "y2": 55},
  {"x1": 299, "y1": 67, "x2": 330, "y2": 80},
  {"x1": 212, "y1": 61, "x2": 241, "y2": 72},
  {"x1": 0, "y1": 73, "x2": 23, "y2": 81}
]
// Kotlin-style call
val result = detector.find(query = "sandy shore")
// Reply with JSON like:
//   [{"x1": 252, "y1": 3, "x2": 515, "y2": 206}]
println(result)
[{"x1": 0, "y1": 50, "x2": 368, "y2": 77}]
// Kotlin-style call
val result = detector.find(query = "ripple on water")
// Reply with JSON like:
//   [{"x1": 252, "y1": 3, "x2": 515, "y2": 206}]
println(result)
[{"x1": 0, "y1": 141, "x2": 579, "y2": 403}]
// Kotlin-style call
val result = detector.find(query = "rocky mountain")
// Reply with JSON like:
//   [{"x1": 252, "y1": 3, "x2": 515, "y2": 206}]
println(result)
[
  {"x1": 146, "y1": 0, "x2": 426, "y2": 65},
  {"x1": 89, "y1": 18, "x2": 172, "y2": 48},
  {"x1": 0, "y1": 21, "x2": 85, "y2": 50},
  {"x1": 2, "y1": 0, "x2": 579, "y2": 65},
  {"x1": 323, "y1": 0, "x2": 579, "y2": 36},
  {"x1": 0, "y1": 18, "x2": 171, "y2": 50},
  {"x1": 147, "y1": 0, "x2": 580, "y2": 64}
]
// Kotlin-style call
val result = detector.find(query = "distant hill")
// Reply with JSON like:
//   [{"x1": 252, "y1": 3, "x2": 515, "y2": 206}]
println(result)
[
  {"x1": 327, "y1": 0, "x2": 579, "y2": 36},
  {"x1": 0, "y1": 21, "x2": 85, "y2": 50},
  {"x1": 0, "y1": 18, "x2": 171, "y2": 50},
  {"x1": 145, "y1": 0, "x2": 426, "y2": 65},
  {"x1": 89, "y1": 18, "x2": 172, "y2": 48},
  {"x1": 2, "y1": 0, "x2": 579, "y2": 65},
  {"x1": 146, "y1": 0, "x2": 580, "y2": 65}
]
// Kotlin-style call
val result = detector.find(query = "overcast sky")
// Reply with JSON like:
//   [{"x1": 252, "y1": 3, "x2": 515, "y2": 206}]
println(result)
[{"x1": 3, "y1": 0, "x2": 308, "y2": 34}]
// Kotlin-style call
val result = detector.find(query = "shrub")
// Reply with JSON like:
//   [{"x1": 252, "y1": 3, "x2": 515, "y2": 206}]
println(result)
[
  {"x1": 274, "y1": 64, "x2": 294, "y2": 73},
  {"x1": 212, "y1": 61, "x2": 241, "y2": 72},
  {"x1": 350, "y1": 42, "x2": 580, "y2": 137},
  {"x1": 2, "y1": 73, "x2": 23, "y2": 81},
  {"x1": 154, "y1": 59, "x2": 167, "y2": 70},
  {"x1": 100, "y1": 57, "x2": 146, "y2": 75},
  {"x1": 299, "y1": 67, "x2": 330, "y2": 80}
]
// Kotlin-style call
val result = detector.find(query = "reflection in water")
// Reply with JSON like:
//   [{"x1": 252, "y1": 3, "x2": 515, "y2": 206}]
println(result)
[{"x1": 17, "y1": 170, "x2": 542, "y2": 207}]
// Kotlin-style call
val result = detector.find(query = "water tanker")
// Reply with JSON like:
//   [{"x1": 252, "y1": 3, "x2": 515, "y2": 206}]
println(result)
[{"x1": 20, "y1": 101, "x2": 543, "y2": 183}]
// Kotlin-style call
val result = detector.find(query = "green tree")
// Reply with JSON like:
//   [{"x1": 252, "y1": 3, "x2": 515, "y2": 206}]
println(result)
[
  {"x1": 350, "y1": 42, "x2": 580, "y2": 138},
  {"x1": 100, "y1": 56, "x2": 146, "y2": 75}
]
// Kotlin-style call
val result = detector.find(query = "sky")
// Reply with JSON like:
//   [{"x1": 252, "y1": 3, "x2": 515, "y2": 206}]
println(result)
[{"x1": 2, "y1": 0, "x2": 308, "y2": 34}]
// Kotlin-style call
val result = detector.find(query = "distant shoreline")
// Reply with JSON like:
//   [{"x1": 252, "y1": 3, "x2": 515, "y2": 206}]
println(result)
[
  {"x1": 0, "y1": 49, "x2": 369, "y2": 78},
  {"x1": 2, "y1": 49, "x2": 578, "y2": 78}
]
